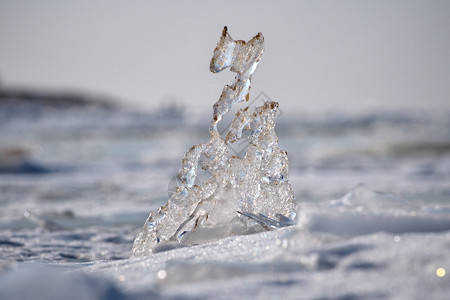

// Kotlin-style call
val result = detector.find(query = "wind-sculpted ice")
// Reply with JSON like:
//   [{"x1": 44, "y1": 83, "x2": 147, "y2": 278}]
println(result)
[
  {"x1": 131, "y1": 27, "x2": 296, "y2": 257},
  {"x1": 209, "y1": 27, "x2": 264, "y2": 131}
]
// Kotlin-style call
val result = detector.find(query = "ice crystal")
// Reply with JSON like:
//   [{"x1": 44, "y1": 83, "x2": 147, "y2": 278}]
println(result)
[{"x1": 131, "y1": 27, "x2": 296, "y2": 257}]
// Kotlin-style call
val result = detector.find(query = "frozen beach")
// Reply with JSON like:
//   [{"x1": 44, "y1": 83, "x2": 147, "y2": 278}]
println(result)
[
  {"x1": 1, "y1": 1, "x2": 450, "y2": 298},
  {"x1": 0, "y1": 93, "x2": 449, "y2": 299}
]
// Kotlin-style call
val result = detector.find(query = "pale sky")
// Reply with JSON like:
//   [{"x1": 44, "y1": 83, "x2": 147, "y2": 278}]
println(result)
[{"x1": 0, "y1": 0, "x2": 449, "y2": 115}]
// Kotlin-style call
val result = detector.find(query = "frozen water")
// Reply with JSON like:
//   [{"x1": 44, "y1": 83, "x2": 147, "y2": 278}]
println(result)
[
  {"x1": 131, "y1": 27, "x2": 296, "y2": 257},
  {"x1": 209, "y1": 26, "x2": 264, "y2": 131},
  {"x1": 1, "y1": 27, "x2": 450, "y2": 300},
  {"x1": 1, "y1": 107, "x2": 450, "y2": 299}
]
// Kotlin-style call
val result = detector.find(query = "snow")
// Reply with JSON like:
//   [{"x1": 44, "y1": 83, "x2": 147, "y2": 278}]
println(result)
[
  {"x1": 83, "y1": 186, "x2": 450, "y2": 299},
  {"x1": 1, "y1": 184, "x2": 449, "y2": 299}
]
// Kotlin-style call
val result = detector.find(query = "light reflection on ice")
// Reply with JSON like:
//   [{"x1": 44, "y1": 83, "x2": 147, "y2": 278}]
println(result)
[
  {"x1": 131, "y1": 27, "x2": 296, "y2": 257},
  {"x1": 436, "y1": 267, "x2": 446, "y2": 277}
]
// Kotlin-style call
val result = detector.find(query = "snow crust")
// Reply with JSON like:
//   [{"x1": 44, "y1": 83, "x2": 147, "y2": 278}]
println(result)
[
  {"x1": 1, "y1": 185, "x2": 450, "y2": 299},
  {"x1": 67, "y1": 185, "x2": 450, "y2": 299}
]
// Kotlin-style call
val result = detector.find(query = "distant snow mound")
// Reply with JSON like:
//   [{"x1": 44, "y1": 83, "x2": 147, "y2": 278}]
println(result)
[{"x1": 298, "y1": 184, "x2": 450, "y2": 236}]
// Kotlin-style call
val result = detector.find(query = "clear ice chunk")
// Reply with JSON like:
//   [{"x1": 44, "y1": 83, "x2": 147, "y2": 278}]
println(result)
[{"x1": 131, "y1": 27, "x2": 296, "y2": 257}]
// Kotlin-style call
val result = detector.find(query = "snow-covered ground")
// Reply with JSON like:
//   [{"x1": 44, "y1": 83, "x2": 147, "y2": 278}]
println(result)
[
  {"x1": 2, "y1": 209, "x2": 450, "y2": 299},
  {"x1": 1, "y1": 103, "x2": 449, "y2": 299}
]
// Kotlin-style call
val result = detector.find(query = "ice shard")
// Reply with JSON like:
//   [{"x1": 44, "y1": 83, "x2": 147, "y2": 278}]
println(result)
[{"x1": 131, "y1": 27, "x2": 296, "y2": 257}]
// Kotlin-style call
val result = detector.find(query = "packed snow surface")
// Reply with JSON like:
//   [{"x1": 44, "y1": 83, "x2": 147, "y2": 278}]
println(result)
[{"x1": 2, "y1": 185, "x2": 450, "y2": 299}]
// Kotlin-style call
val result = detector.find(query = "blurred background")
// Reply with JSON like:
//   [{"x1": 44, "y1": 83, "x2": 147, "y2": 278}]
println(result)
[
  {"x1": 1, "y1": 0, "x2": 449, "y2": 114},
  {"x1": 0, "y1": 1, "x2": 449, "y2": 262}
]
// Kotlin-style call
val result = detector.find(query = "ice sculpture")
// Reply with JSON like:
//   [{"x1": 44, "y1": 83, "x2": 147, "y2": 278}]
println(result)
[{"x1": 131, "y1": 27, "x2": 296, "y2": 257}]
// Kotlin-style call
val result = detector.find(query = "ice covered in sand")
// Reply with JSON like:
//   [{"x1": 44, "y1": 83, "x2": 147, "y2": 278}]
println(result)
[{"x1": 131, "y1": 27, "x2": 296, "y2": 257}]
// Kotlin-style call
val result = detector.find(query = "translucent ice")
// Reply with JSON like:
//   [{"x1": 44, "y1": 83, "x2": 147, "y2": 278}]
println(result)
[
  {"x1": 131, "y1": 27, "x2": 296, "y2": 257},
  {"x1": 209, "y1": 27, "x2": 265, "y2": 131}
]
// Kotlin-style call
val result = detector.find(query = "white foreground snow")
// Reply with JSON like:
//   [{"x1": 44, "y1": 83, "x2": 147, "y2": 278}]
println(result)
[{"x1": 1, "y1": 185, "x2": 449, "y2": 300}]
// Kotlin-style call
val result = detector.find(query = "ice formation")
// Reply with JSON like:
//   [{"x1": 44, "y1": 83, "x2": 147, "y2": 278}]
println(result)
[{"x1": 131, "y1": 27, "x2": 297, "y2": 257}]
